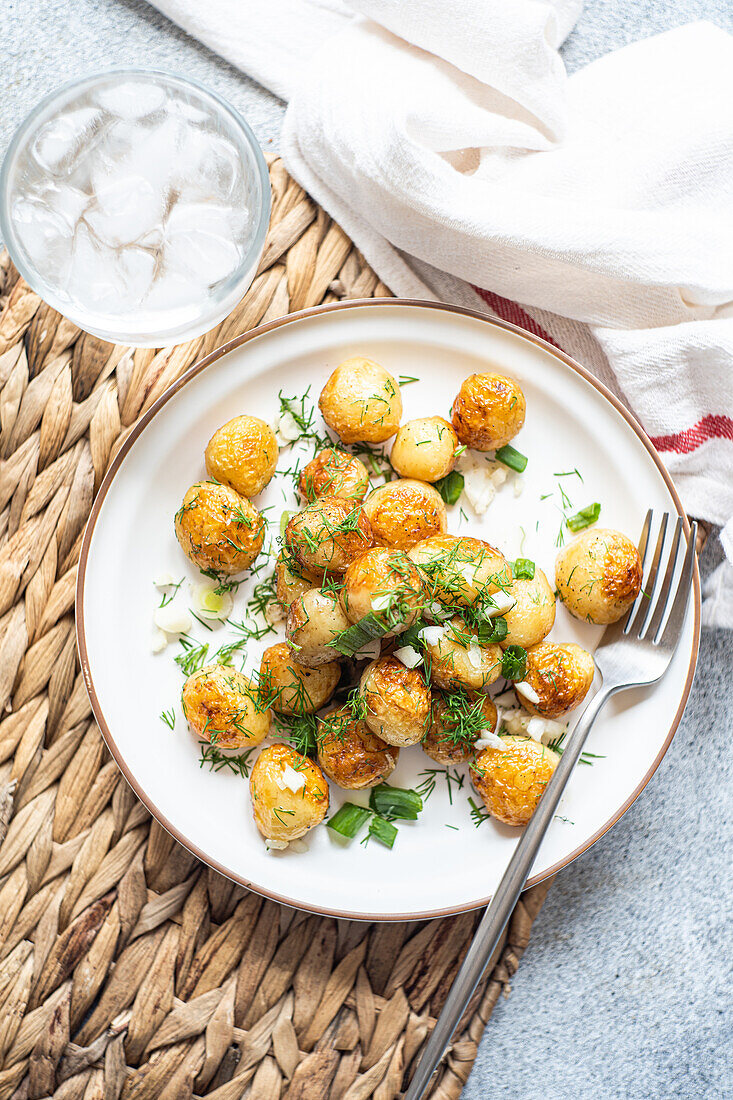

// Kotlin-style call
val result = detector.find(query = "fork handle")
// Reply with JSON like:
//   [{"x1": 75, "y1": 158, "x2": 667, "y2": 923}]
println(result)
[{"x1": 404, "y1": 685, "x2": 612, "y2": 1100}]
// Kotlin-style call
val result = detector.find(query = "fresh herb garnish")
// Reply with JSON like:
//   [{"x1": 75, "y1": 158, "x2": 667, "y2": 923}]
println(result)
[
  {"x1": 369, "y1": 783, "x2": 423, "y2": 821},
  {"x1": 501, "y1": 645, "x2": 527, "y2": 682},
  {"x1": 198, "y1": 743, "x2": 256, "y2": 778},
  {"x1": 566, "y1": 503, "x2": 601, "y2": 532},
  {"x1": 159, "y1": 708, "x2": 176, "y2": 730},
  {"x1": 434, "y1": 470, "x2": 464, "y2": 506},
  {"x1": 495, "y1": 444, "x2": 528, "y2": 472},
  {"x1": 512, "y1": 558, "x2": 535, "y2": 580}
]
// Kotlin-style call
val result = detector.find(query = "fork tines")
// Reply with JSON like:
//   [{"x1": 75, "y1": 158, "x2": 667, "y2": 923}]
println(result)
[{"x1": 624, "y1": 509, "x2": 697, "y2": 646}]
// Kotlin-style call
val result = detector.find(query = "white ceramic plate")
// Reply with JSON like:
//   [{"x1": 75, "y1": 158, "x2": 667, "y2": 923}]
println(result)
[{"x1": 77, "y1": 301, "x2": 700, "y2": 920}]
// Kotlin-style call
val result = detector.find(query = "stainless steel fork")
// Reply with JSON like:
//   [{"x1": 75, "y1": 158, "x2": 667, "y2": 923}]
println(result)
[{"x1": 404, "y1": 511, "x2": 698, "y2": 1100}]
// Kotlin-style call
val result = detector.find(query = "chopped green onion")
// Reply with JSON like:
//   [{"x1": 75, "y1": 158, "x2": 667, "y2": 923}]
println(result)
[
  {"x1": 566, "y1": 503, "x2": 601, "y2": 532},
  {"x1": 512, "y1": 558, "x2": 535, "y2": 580},
  {"x1": 327, "y1": 803, "x2": 372, "y2": 839},
  {"x1": 495, "y1": 444, "x2": 528, "y2": 472},
  {"x1": 279, "y1": 510, "x2": 296, "y2": 538},
  {"x1": 475, "y1": 615, "x2": 508, "y2": 646},
  {"x1": 328, "y1": 613, "x2": 389, "y2": 657},
  {"x1": 367, "y1": 816, "x2": 398, "y2": 848},
  {"x1": 434, "y1": 470, "x2": 464, "y2": 506},
  {"x1": 369, "y1": 783, "x2": 423, "y2": 821},
  {"x1": 501, "y1": 645, "x2": 527, "y2": 681}
]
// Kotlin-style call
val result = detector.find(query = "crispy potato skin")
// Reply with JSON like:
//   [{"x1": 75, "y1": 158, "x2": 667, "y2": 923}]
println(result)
[
  {"x1": 390, "y1": 417, "x2": 458, "y2": 482},
  {"x1": 317, "y1": 708, "x2": 399, "y2": 789},
  {"x1": 501, "y1": 570, "x2": 556, "y2": 648},
  {"x1": 451, "y1": 372, "x2": 526, "y2": 451},
  {"x1": 319, "y1": 357, "x2": 402, "y2": 444},
  {"x1": 175, "y1": 482, "x2": 265, "y2": 575},
  {"x1": 471, "y1": 736, "x2": 559, "y2": 826},
  {"x1": 363, "y1": 480, "x2": 447, "y2": 550},
  {"x1": 555, "y1": 528, "x2": 643, "y2": 624},
  {"x1": 260, "y1": 642, "x2": 340, "y2": 715},
  {"x1": 298, "y1": 448, "x2": 370, "y2": 503},
  {"x1": 423, "y1": 617, "x2": 503, "y2": 692},
  {"x1": 340, "y1": 547, "x2": 425, "y2": 637},
  {"x1": 181, "y1": 664, "x2": 270, "y2": 750},
  {"x1": 285, "y1": 497, "x2": 373, "y2": 576},
  {"x1": 518, "y1": 642, "x2": 595, "y2": 718},
  {"x1": 360, "y1": 657, "x2": 431, "y2": 747},
  {"x1": 204, "y1": 415, "x2": 278, "y2": 498},
  {"x1": 423, "y1": 692, "x2": 497, "y2": 764},
  {"x1": 274, "y1": 552, "x2": 313, "y2": 609},
  {"x1": 250, "y1": 745, "x2": 329, "y2": 842},
  {"x1": 408, "y1": 535, "x2": 511, "y2": 607},
  {"x1": 286, "y1": 589, "x2": 351, "y2": 668}
]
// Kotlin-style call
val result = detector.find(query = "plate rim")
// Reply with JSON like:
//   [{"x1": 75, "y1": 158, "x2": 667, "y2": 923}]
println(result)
[{"x1": 75, "y1": 298, "x2": 701, "y2": 921}]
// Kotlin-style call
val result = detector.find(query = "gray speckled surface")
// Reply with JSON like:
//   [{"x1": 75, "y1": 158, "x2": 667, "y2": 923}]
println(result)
[{"x1": 2, "y1": 3, "x2": 732, "y2": 1097}]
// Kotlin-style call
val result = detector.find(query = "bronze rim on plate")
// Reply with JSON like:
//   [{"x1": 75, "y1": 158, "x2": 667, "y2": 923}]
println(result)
[{"x1": 75, "y1": 299, "x2": 702, "y2": 921}]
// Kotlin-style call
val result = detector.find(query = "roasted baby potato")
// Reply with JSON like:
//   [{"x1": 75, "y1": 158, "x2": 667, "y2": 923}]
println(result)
[
  {"x1": 362, "y1": 479, "x2": 447, "y2": 550},
  {"x1": 286, "y1": 589, "x2": 351, "y2": 668},
  {"x1": 451, "y1": 372, "x2": 526, "y2": 451},
  {"x1": 471, "y1": 736, "x2": 559, "y2": 827},
  {"x1": 317, "y1": 708, "x2": 399, "y2": 789},
  {"x1": 174, "y1": 481, "x2": 265, "y2": 575},
  {"x1": 501, "y1": 569, "x2": 556, "y2": 648},
  {"x1": 423, "y1": 691, "x2": 498, "y2": 764},
  {"x1": 274, "y1": 551, "x2": 313, "y2": 609},
  {"x1": 340, "y1": 547, "x2": 425, "y2": 637},
  {"x1": 204, "y1": 414, "x2": 278, "y2": 498},
  {"x1": 390, "y1": 417, "x2": 458, "y2": 482},
  {"x1": 555, "y1": 528, "x2": 643, "y2": 624},
  {"x1": 318, "y1": 357, "x2": 402, "y2": 444},
  {"x1": 516, "y1": 642, "x2": 595, "y2": 718},
  {"x1": 285, "y1": 497, "x2": 373, "y2": 576},
  {"x1": 408, "y1": 535, "x2": 511, "y2": 607},
  {"x1": 250, "y1": 745, "x2": 329, "y2": 842},
  {"x1": 260, "y1": 642, "x2": 340, "y2": 715},
  {"x1": 360, "y1": 656, "x2": 431, "y2": 747},
  {"x1": 181, "y1": 663, "x2": 270, "y2": 750},
  {"x1": 298, "y1": 448, "x2": 370, "y2": 503},
  {"x1": 422, "y1": 618, "x2": 503, "y2": 692}
]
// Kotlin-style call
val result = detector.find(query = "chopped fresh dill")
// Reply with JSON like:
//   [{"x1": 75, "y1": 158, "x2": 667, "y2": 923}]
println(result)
[
  {"x1": 199, "y1": 743, "x2": 256, "y2": 778},
  {"x1": 159, "y1": 707, "x2": 176, "y2": 730}
]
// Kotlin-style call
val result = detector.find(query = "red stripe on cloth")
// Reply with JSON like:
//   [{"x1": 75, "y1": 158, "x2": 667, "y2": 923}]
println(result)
[
  {"x1": 650, "y1": 414, "x2": 733, "y2": 454},
  {"x1": 472, "y1": 285, "x2": 563, "y2": 350}
]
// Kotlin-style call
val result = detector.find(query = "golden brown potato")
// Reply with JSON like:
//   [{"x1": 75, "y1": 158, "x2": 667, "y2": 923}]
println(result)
[
  {"x1": 250, "y1": 745, "x2": 329, "y2": 842},
  {"x1": 274, "y1": 552, "x2": 313, "y2": 609},
  {"x1": 423, "y1": 691, "x2": 497, "y2": 764},
  {"x1": 390, "y1": 417, "x2": 458, "y2": 482},
  {"x1": 204, "y1": 415, "x2": 278, "y2": 497},
  {"x1": 517, "y1": 642, "x2": 595, "y2": 719},
  {"x1": 451, "y1": 372, "x2": 526, "y2": 451},
  {"x1": 360, "y1": 657, "x2": 431, "y2": 747},
  {"x1": 298, "y1": 448, "x2": 369, "y2": 504},
  {"x1": 422, "y1": 618, "x2": 503, "y2": 692},
  {"x1": 362, "y1": 479, "x2": 447, "y2": 550},
  {"x1": 286, "y1": 589, "x2": 351, "y2": 668},
  {"x1": 285, "y1": 497, "x2": 373, "y2": 576},
  {"x1": 317, "y1": 708, "x2": 399, "y2": 789},
  {"x1": 175, "y1": 482, "x2": 265, "y2": 575},
  {"x1": 319, "y1": 357, "x2": 402, "y2": 444},
  {"x1": 471, "y1": 736, "x2": 559, "y2": 827},
  {"x1": 408, "y1": 535, "x2": 511, "y2": 608},
  {"x1": 260, "y1": 642, "x2": 340, "y2": 715},
  {"x1": 181, "y1": 664, "x2": 270, "y2": 750},
  {"x1": 340, "y1": 547, "x2": 425, "y2": 637},
  {"x1": 501, "y1": 570, "x2": 556, "y2": 648},
  {"x1": 555, "y1": 528, "x2": 643, "y2": 624}
]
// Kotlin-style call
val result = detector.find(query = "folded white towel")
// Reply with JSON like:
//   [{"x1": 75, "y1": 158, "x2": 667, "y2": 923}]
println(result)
[{"x1": 150, "y1": 0, "x2": 733, "y2": 624}]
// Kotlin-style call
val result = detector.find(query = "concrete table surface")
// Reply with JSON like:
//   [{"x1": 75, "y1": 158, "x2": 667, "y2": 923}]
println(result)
[{"x1": 2, "y1": 3, "x2": 732, "y2": 1097}]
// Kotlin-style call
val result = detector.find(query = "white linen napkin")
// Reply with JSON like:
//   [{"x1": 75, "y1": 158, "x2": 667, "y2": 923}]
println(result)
[{"x1": 150, "y1": 0, "x2": 733, "y2": 625}]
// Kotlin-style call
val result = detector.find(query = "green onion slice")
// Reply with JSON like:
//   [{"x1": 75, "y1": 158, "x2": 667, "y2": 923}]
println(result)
[
  {"x1": 327, "y1": 803, "x2": 371, "y2": 839},
  {"x1": 369, "y1": 783, "x2": 423, "y2": 821},
  {"x1": 328, "y1": 613, "x2": 389, "y2": 657},
  {"x1": 501, "y1": 645, "x2": 527, "y2": 681},
  {"x1": 434, "y1": 470, "x2": 464, "y2": 506},
  {"x1": 495, "y1": 444, "x2": 528, "y2": 472},
  {"x1": 474, "y1": 615, "x2": 508, "y2": 646},
  {"x1": 566, "y1": 503, "x2": 601, "y2": 532},
  {"x1": 367, "y1": 816, "x2": 398, "y2": 848},
  {"x1": 512, "y1": 558, "x2": 535, "y2": 580}
]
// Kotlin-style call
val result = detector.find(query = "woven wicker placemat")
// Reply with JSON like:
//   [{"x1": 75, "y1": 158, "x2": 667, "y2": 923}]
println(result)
[{"x1": 0, "y1": 156, "x2": 551, "y2": 1100}]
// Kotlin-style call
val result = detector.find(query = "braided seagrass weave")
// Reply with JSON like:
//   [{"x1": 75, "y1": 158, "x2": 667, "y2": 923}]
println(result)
[{"x1": 0, "y1": 156, "x2": 551, "y2": 1100}]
